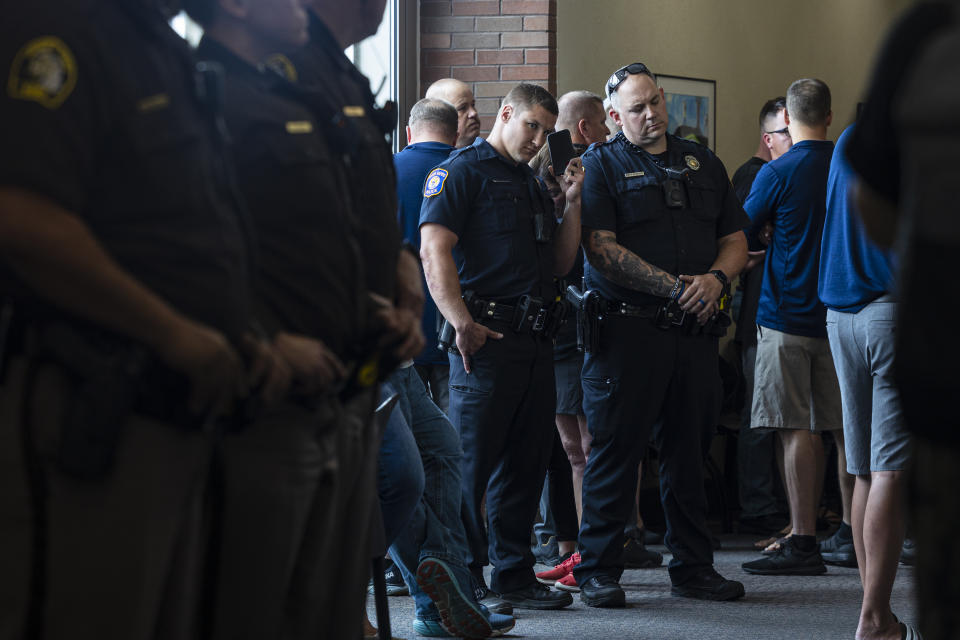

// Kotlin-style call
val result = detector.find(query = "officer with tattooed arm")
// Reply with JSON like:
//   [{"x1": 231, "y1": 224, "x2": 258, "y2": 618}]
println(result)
[{"x1": 572, "y1": 62, "x2": 748, "y2": 607}]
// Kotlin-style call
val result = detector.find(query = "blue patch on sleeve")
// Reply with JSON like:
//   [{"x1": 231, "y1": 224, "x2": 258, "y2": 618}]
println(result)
[{"x1": 423, "y1": 168, "x2": 449, "y2": 198}]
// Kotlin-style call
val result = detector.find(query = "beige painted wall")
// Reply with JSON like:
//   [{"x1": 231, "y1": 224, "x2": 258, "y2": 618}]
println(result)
[{"x1": 557, "y1": 0, "x2": 915, "y2": 173}]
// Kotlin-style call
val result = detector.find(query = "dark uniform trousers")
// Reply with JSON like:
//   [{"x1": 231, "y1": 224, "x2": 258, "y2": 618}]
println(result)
[
  {"x1": 280, "y1": 389, "x2": 378, "y2": 640},
  {"x1": 211, "y1": 395, "x2": 366, "y2": 640},
  {"x1": 0, "y1": 358, "x2": 210, "y2": 640},
  {"x1": 447, "y1": 322, "x2": 556, "y2": 594},
  {"x1": 574, "y1": 316, "x2": 720, "y2": 586}
]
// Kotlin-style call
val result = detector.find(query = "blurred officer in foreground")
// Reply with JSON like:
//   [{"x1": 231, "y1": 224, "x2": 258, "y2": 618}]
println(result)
[
  {"x1": 573, "y1": 62, "x2": 748, "y2": 607},
  {"x1": 178, "y1": 0, "x2": 381, "y2": 637},
  {"x1": 0, "y1": 0, "x2": 289, "y2": 638},
  {"x1": 420, "y1": 83, "x2": 583, "y2": 611},
  {"x1": 280, "y1": 0, "x2": 426, "y2": 637}
]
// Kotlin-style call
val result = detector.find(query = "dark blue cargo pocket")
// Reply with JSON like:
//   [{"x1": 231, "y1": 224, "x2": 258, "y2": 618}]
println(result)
[{"x1": 581, "y1": 375, "x2": 620, "y2": 443}]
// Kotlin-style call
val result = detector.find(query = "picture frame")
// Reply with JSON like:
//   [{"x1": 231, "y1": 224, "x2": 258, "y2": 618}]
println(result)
[{"x1": 657, "y1": 75, "x2": 716, "y2": 151}]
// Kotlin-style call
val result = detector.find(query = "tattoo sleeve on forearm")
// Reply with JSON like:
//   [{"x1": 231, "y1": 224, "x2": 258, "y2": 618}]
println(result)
[{"x1": 584, "y1": 229, "x2": 675, "y2": 297}]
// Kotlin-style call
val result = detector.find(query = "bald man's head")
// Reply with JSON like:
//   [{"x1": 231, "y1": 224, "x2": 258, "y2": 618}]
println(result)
[
  {"x1": 426, "y1": 78, "x2": 480, "y2": 147},
  {"x1": 556, "y1": 91, "x2": 609, "y2": 146}
]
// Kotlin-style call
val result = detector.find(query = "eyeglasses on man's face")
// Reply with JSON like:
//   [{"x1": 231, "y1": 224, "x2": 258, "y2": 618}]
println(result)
[{"x1": 765, "y1": 127, "x2": 790, "y2": 136}]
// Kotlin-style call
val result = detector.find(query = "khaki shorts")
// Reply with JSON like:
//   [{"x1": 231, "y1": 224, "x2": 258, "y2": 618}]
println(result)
[{"x1": 751, "y1": 326, "x2": 842, "y2": 431}]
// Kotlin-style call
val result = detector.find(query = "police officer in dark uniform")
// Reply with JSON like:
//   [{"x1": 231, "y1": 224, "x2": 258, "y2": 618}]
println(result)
[
  {"x1": 178, "y1": 0, "x2": 375, "y2": 637},
  {"x1": 0, "y1": 1, "x2": 289, "y2": 637},
  {"x1": 419, "y1": 83, "x2": 583, "y2": 610},
  {"x1": 278, "y1": 1, "x2": 427, "y2": 637},
  {"x1": 572, "y1": 63, "x2": 748, "y2": 607}
]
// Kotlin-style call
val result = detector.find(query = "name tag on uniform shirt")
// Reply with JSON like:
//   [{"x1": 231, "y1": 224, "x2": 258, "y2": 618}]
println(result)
[
  {"x1": 137, "y1": 93, "x2": 170, "y2": 112},
  {"x1": 624, "y1": 171, "x2": 645, "y2": 178},
  {"x1": 285, "y1": 121, "x2": 313, "y2": 134},
  {"x1": 343, "y1": 105, "x2": 365, "y2": 118}
]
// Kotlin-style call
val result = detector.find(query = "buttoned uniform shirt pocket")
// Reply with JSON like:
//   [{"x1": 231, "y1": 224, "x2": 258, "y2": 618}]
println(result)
[
  {"x1": 121, "y1": 106, "x2": 208, "y2": 220},
  {"x1": 614, "y1": 174, "x2": 662, "y2": 227},
  {"x1": 477, "y1": 180, "x2": 522, "y2": 235}
]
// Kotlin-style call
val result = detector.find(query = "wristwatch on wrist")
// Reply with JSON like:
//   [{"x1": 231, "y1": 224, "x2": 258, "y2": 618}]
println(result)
[{"x1": 710, "y1": 269, "x2": 730, "y2": 294}]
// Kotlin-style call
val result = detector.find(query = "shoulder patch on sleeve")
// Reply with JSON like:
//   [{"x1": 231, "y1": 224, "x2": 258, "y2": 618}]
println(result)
[
  {"x1": 7, "y1": 36, "x2": 77, "y2": 109},
  {"x1": 423, "y1": 168, "x2": 449, "y2": 198}
]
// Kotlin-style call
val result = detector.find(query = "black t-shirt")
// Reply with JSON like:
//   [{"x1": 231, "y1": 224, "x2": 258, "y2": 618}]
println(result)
[
  {"x1": 195, "y1": 38, "x2": 365, "y2": 358},
  {"x1": 847, "y1": 1, "x2": 956, "y2": 203},
  {"x1": 731, "y1": 156, "x2": 766, "y2": 346},
  {"x1": 286, "y1": 13, "x2": 402, "y2": 301},
  {"x1": 580, "y1": 133, "x2": 748, "y2": 306},
  {"x1": 0, "y1": 0, "x2": 252, "y2": 340}
]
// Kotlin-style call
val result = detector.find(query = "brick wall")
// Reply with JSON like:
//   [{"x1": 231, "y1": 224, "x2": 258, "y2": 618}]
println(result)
[{"x1": 420, "y1": 0, "x2": 557, "y2": 136}]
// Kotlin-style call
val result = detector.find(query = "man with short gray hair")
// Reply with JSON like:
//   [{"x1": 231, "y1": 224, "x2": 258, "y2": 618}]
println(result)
[
  {"x1": 397, "y1": 98, "x2": 459, "y2": 411},
  {"x1": 741, "y1": 78, "x2": 843, "y2": 576}
]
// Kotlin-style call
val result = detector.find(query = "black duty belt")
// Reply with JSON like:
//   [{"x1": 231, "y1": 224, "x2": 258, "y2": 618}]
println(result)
[
  {"x1": 604, "y1": 300, "x2": 660, "y2": 318},
  {"x1": 475, "y1": 299, "x2": 517, "y2": 324}
]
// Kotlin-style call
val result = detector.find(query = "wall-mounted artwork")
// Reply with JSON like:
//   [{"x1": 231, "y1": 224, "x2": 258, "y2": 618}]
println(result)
[{"x1": 658, "y1": 75, "x2": 716, "y2": 151}]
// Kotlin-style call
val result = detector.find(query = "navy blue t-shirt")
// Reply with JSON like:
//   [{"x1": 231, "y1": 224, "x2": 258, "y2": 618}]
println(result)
[
  {"x1": 394, "y1": 141, "x2": 454, "y2": 364},
  {"x1": 744, "y1": 140, "x2": 834, "y2": 337},
  {"x1": 418, "y1": 137, "x2": 556, "y2": 302},
  {"x1": 819, "y1": 126, "x2": 896, "y2": 313}
]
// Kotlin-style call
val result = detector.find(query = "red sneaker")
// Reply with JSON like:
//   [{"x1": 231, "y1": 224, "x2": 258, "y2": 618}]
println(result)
[
  {"x1": 535, "y1": 552, "x2": 580, "y2": 584},
  {"x1": 554, "y1": 572, "x2": 580, "y2": 593}
]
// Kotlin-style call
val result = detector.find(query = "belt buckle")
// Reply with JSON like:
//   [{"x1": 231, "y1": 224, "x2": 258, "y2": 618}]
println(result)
[{"x1": 532, "y1": 309, "x2": 547, "y2": 331}]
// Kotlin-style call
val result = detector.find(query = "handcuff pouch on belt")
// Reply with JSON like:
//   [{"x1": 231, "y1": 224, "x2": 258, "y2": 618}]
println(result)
[{"x1": 565, "y1": 285, "x2": 602, "y2": 353}]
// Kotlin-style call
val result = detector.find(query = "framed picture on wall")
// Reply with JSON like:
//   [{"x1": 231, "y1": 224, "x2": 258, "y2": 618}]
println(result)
[{"x1": 657, "y1": 75, "x2": 716, "y2": 151}]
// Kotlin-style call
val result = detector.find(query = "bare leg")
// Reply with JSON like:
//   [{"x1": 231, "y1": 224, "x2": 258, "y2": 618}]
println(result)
[
  {"x1": 853, "y1": 471, "x2": 906, "y2": 640},
  {"x1": 778, "y1": 430, "x2": 822, "y2": 536},
  {"x1": 834, "y1": 430, "x2": 855, "y2": 526},
  {"x1": 556, "y1": 413, "x2": 587, "y2": 523}
]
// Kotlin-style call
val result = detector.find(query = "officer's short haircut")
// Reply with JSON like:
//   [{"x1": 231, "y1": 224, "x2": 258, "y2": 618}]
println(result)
[
  {"x1": 786, "y1": 79, "x2": 831, "y2": 127},
  {"x1": 759, "y1": 96, "x2": 787, "y2": 129},
  {"x1": 502, "y1": 83, "x2": 559, "y2": 117},
  {"x1": 556, "y1": 91, "x2": 604, "y2": 131},
  {"x1": 408, "y1": 98, "x2": 458, "y2": 139},
  {"x1": 180, "y1": 0, "x2": 216, "y2": 27}
]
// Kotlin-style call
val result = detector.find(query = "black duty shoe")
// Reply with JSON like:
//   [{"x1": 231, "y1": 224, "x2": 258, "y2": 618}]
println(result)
[
  {"x1": 497, "y1": 583, "x2": 572, "y2": 610},
  {"x1": 622, "y1": 537, "x2": 663, "y2": 569},
  {"x1": 641, "y1": 528, "x2": 664, "y2": 546},
  {"x1": 579, "y1": 576, "x2": 626, "y2": 608},
  {"x1": 742, "y1": 537, "x2": 827, "y2": 575},
  {"x1": 671, "y1": 568, "x2": 745, "y2": 601},
  {"x1": 820, "y1": 523, "x2": 857, "y2": 568},
  {"x1": 474, "y1": 585, "x2": 513, "y2": 616},
  {"x1": 532, "y1": 534, "x2": 560, "y2": 567}
]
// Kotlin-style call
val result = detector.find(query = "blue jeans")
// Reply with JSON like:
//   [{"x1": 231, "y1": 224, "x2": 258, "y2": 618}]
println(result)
[
  {"x1": 384, "y1": 367, "x2": 472, "y2": 617},
  {"x1": 377, "y1": 382, "x2": 424, "y2": 548}
]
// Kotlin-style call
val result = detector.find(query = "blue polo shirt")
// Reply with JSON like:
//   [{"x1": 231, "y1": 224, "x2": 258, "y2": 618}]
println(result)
[
  {"x1": 419, "y1": 137, "x2": 556, "y2": 302},
  {"x1": 744, "y1": 139, "x2": 834, "y2": 337},
  {"x1": 395, "y1": 141, "x2": 455, "y2": 364},
  {"x1": 818, "y1": 126, "x2": 896, "y2": 313}
]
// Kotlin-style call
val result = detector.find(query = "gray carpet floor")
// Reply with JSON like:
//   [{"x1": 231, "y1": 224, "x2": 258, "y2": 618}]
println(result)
[{"x1": 368, "y1": 534, "x2": 917, "y2": 640}]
